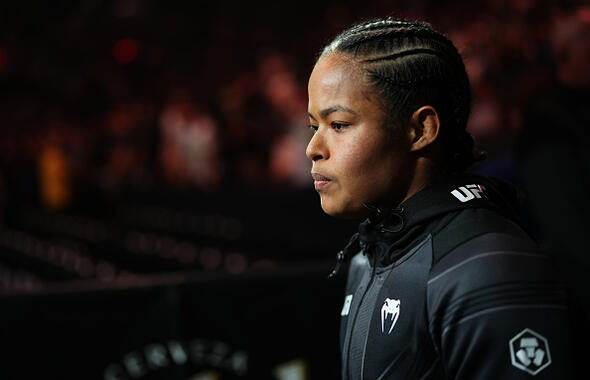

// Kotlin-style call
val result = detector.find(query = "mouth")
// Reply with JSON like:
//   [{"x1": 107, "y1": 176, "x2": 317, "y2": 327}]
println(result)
[{"x1": 312, "y1": 172, "x2": 331, "y2": 190}]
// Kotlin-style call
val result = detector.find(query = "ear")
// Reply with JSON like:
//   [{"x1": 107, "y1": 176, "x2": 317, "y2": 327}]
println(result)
[{"x1": 408, "y1": 106, "x2": 440, "y2": 152}]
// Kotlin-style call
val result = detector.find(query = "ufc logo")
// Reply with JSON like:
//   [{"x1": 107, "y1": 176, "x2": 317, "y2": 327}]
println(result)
[{"x1": 451, "y1": 184, "x2": 487, "y2": 203}]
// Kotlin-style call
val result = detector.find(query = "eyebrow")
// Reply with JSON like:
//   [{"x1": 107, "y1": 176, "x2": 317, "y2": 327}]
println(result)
[{"x1": 308, "y1": 105, "x2": 357, "y2": 119}]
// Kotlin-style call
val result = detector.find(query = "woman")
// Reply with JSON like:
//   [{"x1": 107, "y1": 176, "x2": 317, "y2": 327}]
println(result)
[{"x1": 306, "y1": 18, "x2": 573, "y2": 379}]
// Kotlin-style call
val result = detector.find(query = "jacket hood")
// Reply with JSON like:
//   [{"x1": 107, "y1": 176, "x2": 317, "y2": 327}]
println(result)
[
  {"x1": 373, "y1": 173, "x2": 523, "y2": 231},
  {"x1": 329, "y1": 174, "x2": 525, "y2": 276}
]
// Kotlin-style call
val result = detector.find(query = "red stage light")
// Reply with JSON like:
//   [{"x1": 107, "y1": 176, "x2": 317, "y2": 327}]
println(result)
[
  {"x1": 113, "y1": 37, "x2": 139, "y2": 64},
  {"x1": 578, "y1": 6, "x2": 590, "y2": 24}
]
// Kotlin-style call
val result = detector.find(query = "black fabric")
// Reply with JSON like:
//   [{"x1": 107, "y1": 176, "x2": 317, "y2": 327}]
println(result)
[
  {"x1": 352, "y1": 174, "x2": 528, "y2": 266},
  {"x1": 337, "y1": 174, "x2": 574, "y2": 379},
  {"x1": 515, "y1": 85, "x2": 590, "y2": 375}
]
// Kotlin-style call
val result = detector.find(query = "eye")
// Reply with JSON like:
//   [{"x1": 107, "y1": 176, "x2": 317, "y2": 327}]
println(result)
[
  {"x1": 308, "y1": 124, "x2": 318, "y2": 133},
  {"x1": 331, "y1": 122, "x2": 350, "y2": 131}
]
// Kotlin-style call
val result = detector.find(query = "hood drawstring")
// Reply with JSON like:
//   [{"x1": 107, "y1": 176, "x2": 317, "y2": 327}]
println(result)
[
  {"x1": 328, "y1": 232, "x2": 359, "y2": 279},
  {"x1": 362, "y1": 203, "x2": 383, "y2": 225},
  {"x1": 379, "y1": 207, "x2": 405, "y2": 233},
  {"x1": 328, "y1": 205, "x2": 405, "y2": 279}
]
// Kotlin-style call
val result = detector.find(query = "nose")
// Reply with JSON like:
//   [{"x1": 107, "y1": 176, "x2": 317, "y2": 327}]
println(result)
[{"x1": 306, "y1": 130, "x2": 327, "y2": 161}]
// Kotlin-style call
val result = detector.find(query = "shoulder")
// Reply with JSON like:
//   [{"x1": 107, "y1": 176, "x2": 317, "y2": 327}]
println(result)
[
  {"x1": 429, "y1": 207, "x2": 557, "y2": 294},
  {"x1": 427, "y1": 206, "x2": 567, "y2": 333},
  {"x1": 431, "y1": 207, "x2": 536, "y2": 263},
  {"x1": 425, "y1": 209, "x2": 573, "y2": 378}
]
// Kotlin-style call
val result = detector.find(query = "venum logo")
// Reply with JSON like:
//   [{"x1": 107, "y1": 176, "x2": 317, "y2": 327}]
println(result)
[
  {"x1": 381, "y1": 298, "x2": 401, "y2": 334},
  {"x1": 451, "y1": 184, "x2": 487, "y2": 203},
  {"x1": 509, "y1": 328, "x2": 552, "y2": 375}
]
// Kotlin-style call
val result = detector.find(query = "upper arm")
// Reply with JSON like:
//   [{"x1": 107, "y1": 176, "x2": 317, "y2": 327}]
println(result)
[{"x1": 427, "y1": 232, "x2": 574, "y2": 379}]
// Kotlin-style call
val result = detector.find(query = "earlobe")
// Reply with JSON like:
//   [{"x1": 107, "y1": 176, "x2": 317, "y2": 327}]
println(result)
[{"x1": 409, "y1": 106, "x2": 440, "y2": 152}]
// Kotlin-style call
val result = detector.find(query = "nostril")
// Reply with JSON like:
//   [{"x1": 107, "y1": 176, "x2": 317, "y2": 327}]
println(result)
[{"x1": 312, "y1": 154, "x2": 323, "y2": 161}]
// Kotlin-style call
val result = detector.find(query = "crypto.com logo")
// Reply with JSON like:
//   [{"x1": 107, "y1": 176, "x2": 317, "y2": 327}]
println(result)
[{"x1": 509, "y1": 328, "x2": 552, "y2": 375}]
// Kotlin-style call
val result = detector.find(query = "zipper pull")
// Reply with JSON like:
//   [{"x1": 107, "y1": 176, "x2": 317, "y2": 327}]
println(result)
[
  {"x1": 328, "y1": 250, "x2": 346, "y2": 279},
  {"x1": 328, "y1": 233, "x2": 359, "y2": 279}
]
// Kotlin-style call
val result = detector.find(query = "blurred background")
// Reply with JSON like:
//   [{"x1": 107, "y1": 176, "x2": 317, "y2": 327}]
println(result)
[{"x1": 0, "y1": 0, "x2": 588, "y2": 379}]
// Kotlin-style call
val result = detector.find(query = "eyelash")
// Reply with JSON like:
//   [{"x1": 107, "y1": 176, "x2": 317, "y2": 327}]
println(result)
[
  {"x1": 308, "y1": 122, "x2": 350, "y2": 133},
  {"x1": 331, "y1": 122, "x2": 349, "y2": 131}
]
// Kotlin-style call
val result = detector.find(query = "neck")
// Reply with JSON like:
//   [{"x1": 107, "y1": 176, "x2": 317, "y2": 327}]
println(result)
[
  {"x1": 400, "y1": 156, "x2": 438, "y2": 205},
  {"x1": 366, "y1": 156, "x2": 438, "y2": 216}
]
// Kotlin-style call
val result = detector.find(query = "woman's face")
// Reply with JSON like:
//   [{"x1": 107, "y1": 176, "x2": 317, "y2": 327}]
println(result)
[{"x1": 306, "y1": 53, "x2": 414, "y2": 219}]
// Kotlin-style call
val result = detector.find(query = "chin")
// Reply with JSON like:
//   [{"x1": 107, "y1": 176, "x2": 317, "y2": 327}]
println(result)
[{"x1": 320, "y1": 200, "x2": 365, "y2": 220}]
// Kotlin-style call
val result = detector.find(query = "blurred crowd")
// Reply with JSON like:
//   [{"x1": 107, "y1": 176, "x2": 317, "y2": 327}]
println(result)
[{"x1": 0, "y1": 0, "x2": 587, "y2": 212}]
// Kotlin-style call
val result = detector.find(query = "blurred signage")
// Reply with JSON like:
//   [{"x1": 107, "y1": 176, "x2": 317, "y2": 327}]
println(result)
[{"x1": 104, "y1": 339, "x2": 248, "y2": 379}]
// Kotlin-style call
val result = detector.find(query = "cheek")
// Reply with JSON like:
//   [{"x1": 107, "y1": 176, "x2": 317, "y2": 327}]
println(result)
[
  {"x1": 352, "y1": 141, "x2": 411, "y2": 200},
  {"x1": 338, "y1": 137, "x2": 393, "y2": 178},
  {"x1": 336, "y1": 142, "x2": 394, "y2": 197},
  {"x1": 336, "y1": 144, "x2": 363, "y2": 172}
]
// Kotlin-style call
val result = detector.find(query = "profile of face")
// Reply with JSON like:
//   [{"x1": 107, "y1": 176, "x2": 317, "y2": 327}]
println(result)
[{"x1": 306, "y1": 53, "x2": 415, "y2": 219}]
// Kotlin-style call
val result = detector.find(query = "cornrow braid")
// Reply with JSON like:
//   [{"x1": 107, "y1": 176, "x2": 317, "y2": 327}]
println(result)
[
  {"x1": 320, "y1": 17, "x2": 484, "y2": 173},
  {"x1": 344, "y1": 19, "x2": 417, "y2": 35},
  {"x1": 361, "y1": 48, "x2": 451, "y2": 64}
]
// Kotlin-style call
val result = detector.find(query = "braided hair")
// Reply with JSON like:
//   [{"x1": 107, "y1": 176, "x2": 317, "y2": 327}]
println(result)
[{"x1": 321, "y1": 18, "x2": 485, "y2": 173}]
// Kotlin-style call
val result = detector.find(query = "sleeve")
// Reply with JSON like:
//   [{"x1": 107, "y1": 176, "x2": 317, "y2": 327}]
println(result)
[{"x1": 427, "y1": 231, "x2": 575, "y2": 379}]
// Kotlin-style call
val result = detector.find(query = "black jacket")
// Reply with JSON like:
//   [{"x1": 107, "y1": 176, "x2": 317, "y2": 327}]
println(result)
[{"x1": 336, "y1": 175, "x2": 573, "y2": 379}]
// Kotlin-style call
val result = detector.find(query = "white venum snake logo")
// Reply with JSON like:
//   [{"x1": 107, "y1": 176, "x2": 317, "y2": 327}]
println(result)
[{"x1": 381, "y1": 298, "x2": 401, "y2": 334}]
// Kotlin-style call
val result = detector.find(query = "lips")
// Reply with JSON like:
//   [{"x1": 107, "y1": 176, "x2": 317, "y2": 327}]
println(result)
[
  {"x1": 312, "y1": 172, "x2": 331, "y2": 190},
  {"x1": 312, "y1": 173, "x2": 330, "y2": 181}
]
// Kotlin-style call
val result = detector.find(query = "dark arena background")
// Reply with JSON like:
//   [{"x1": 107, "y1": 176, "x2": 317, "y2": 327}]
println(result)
[{"x1": 0, "y1": 1, "x2": 589, "y2": 379}]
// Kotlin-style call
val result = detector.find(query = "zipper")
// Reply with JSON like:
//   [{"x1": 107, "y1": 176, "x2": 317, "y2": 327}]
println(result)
[
  {"x1": 360, "y1": 253, "x2": 378, "y2": 380},
  {"x1": 346, "y1": 251, "x2": 378, "y2": 380}
]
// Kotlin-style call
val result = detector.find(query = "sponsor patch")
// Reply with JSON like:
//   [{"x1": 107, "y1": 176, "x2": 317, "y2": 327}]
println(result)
[{"x1": 509, "y1": 328, "x2": 551, "y2": 375}]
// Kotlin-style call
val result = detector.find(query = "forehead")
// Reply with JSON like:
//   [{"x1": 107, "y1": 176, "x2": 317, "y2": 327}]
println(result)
[
  {"x1": 308, "y1": 53, "x2": 371, "y2": 108},
  {"x1": 310, "y1": 54, "x2": 357, "y2": 85}
]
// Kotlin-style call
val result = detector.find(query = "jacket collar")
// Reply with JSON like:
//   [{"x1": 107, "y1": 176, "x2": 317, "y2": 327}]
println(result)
[{"x1": 329, "y1": 174, "x2": 524, "y2": 275}]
